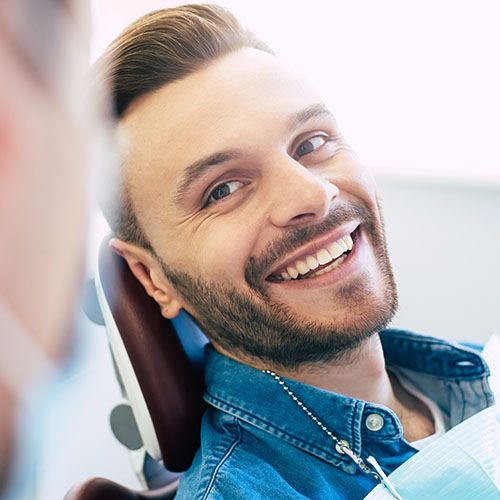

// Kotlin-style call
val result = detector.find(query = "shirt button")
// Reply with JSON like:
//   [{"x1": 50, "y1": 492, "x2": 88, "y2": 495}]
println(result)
[{"x1": 365, "y1": 413, "x2": 385, "y2": 431}]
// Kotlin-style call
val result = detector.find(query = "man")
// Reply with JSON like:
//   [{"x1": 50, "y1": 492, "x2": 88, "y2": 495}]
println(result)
[
  {"x1": 96, "y1": 5, "x2": 493, "y2": 499},
  {"x1": 0, "y1": 0, "x2": 90, "y2": 498}
]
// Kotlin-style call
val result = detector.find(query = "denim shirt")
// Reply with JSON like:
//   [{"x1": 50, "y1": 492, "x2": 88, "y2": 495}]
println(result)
[{"x1": 175, "y1": 329, "x2": 494, "y2": 500}]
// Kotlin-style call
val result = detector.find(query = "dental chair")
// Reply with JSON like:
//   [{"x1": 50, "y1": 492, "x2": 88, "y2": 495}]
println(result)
[{"x1": 65, "y1": 236, "x2": 208, "y2": 500}]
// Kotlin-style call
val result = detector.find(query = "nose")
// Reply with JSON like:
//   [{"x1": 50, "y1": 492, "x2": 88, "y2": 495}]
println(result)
[{"x1": 266, "y1": 159, "x2": 339, "y2": 228}]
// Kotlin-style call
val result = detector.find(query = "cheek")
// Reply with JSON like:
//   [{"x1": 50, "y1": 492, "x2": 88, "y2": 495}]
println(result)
[
  {"x1": 202, "y1": 226, "x2": 255, "y2": 280},
  {"x1": 160, "y1": 215, "x2": 256, "y2": 283},
  {"x1": 332, "y1": 154, "x2": 379, "y2": 211}
]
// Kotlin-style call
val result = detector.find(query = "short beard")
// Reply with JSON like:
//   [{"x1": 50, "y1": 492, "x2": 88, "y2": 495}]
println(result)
[{"x1": 159, "y1": 200, "x2": 398, "y2": 371}]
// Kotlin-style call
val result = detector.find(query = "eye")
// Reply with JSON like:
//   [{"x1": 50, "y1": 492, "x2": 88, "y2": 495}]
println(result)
[
  {"x1": 294, "y1": 135, "x2": 328, "y2": 159},
  {"x1": 206, "y1": 180, "x2": 244, "y2": 205}
]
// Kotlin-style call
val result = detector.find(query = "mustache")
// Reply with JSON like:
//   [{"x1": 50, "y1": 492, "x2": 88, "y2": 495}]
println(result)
[{"x1": 244, "y1": 201, "x2": 375, "y2": 293}]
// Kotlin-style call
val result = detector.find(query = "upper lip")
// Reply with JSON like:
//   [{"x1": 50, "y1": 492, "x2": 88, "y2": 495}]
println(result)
[{"x1": 266, "y1": 220, "x2": 360, "y2": 278}]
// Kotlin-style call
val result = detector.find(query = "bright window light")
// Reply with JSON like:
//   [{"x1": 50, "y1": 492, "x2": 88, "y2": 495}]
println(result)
[{"x1": 91, "y1": 0, "x2": 500, "y2": 187}]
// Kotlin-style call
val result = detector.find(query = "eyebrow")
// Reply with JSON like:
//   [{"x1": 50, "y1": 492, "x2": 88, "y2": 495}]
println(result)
[
  {"x1": 173, "y1": 102, "x2": 334, "y2": 207},
  {"x1": 286, "y1": 102, "x2": 335, "y2": 135},
  {"x1": 173, "y1": 150, "x2": 244, "y2": 206}
]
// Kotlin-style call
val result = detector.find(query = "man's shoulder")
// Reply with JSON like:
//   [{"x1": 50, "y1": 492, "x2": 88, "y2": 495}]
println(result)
[
  {"x1": 172, "y1": 411, "x2": 276, "y2": 500},
  {"x1": 173, "y1": 409, "x2": 248, "y2": 500},
  {"x1": 380, "y1": 328, "x2": 488, "y2": 369},
  {"x1": 174, "y1": 445, "x2": 349, "y2": 500},
  {"x1": 174, "y1": 410, "x2": 286, "y2": 500},
  {"x1": 173, "y1": 407, "x2": 366, "y2": 500},
  {"x1": 380, "y1": 327, "x2": 484, "y2": 351}
]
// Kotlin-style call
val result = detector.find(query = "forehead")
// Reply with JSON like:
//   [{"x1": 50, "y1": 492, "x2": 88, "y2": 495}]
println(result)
[
  {"x1": 119, "y1": 47, "x2": 323, "y2": 227},
  {"x1": 122, "y1": 47, "x2": 322, "y2": 163}
]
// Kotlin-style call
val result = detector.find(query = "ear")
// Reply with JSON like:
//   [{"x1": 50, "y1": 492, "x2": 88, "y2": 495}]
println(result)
[{"x1": 109, "y1": 238, "x2": 184, "y2": 319}]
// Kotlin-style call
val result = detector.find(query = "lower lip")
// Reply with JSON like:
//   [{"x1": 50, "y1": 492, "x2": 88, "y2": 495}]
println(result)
[{"x1": 268, "y1": 228, "x2": 366, "y2": 290}]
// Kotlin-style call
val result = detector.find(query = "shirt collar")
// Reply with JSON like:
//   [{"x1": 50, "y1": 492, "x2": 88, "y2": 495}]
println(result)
[
  {"x1": 204, "y1": 329, "x2": 491, "y2": 474},
  {"x1": 380, "y1": 329, "x2": 490, "y2": 378}
]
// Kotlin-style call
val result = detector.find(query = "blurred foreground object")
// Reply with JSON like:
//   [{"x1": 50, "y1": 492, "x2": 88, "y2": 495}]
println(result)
[{"x1": 0, "y1": 0, "x2": 92, "y2": 497}]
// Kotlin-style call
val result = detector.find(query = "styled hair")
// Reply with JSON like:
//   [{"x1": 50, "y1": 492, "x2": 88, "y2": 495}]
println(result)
[{"x1": 95, "y1": 4, "x2": 273, "y2": 250}]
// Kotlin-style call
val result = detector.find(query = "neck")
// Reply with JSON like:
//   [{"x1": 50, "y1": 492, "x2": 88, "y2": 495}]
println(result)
[
  {"x1": 215, "y1": 334, "x2": 436, "y2": 441},
  {"x1": 216, "y1": 334, "x2": 396, "y2": 408},
  {"x1": 277, "y1": 335, "x2": 397, "y2": 409}
]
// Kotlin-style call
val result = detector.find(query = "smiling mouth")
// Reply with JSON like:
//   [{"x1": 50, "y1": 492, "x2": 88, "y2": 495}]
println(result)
[{"x1": 266, "y1": 227, "x2": 359, "y2": 282}]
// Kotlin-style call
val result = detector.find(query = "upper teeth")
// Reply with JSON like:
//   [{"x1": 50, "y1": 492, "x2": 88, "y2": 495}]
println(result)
[{"x1": 279, "y1": 233, "x2": 353, "y2": 281}]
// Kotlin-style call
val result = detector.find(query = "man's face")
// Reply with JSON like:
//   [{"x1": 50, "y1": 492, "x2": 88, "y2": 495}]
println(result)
[{"x1": 120, "y1": 47, "x2": 397, "y2": 370}]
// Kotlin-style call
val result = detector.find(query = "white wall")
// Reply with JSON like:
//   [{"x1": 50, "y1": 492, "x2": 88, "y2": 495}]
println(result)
[
  {"x1": 92, "y1": 0, "x2": 500, "y2": 187},
  {"x1": 380, "y1": 177, "x2": 500, "y2": 343}
]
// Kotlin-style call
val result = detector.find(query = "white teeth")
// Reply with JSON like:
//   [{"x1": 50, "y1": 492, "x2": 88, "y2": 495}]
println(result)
[
  {"x1": 275, "y1": 231, "x2": 355, "y2": 281},
  {"x1": 309, "y1": 254, "x2": 347, "y2": 278},
  {"x1": 345, "y1": 234, "x2": 353, "y2": 250},
  {"x1": 329, "y1": 242, "x2": 344, "y2": 259},
  {"x1": 317, "y1": 248, "x2": 332, "y2": 265},
  {"x1": 306, "y1": 255, "x2": 319, "y2": 270},
  {"x1": 296, "y1": 259, "x2": 309, "y2": 275}
]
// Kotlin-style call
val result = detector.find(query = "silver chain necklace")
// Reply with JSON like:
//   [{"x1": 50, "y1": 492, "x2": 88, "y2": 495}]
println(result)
[{"x1": 263, "y1": 369, "x2": 403, "y2": 500}]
